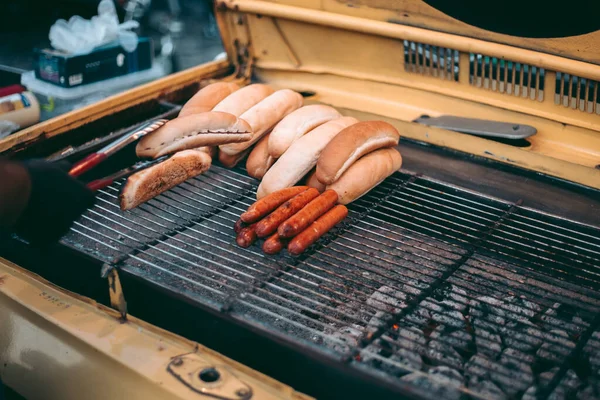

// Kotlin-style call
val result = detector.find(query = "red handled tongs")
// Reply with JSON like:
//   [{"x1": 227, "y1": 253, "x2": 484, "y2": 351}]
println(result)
[
  {"x1": 68, "y1": 118, "x2": 168, "y2": 177},
  {"x1": 86, "y1": 155, "x2": 170, "y2": 191}
]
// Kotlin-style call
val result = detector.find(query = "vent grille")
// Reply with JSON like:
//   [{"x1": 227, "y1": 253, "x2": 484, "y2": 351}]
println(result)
[
  {"x1": 469, "y1": 54, "x2": 545, "y2": 101},
  {"x1": 403, "y1": 40, "x2": 459, "y2": 82},
  {"x1": 555, "y1": 72, "x2": 600, "y2": 114}
]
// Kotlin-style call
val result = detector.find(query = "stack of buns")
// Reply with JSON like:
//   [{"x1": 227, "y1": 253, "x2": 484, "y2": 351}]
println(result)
[{"x1": 119, "y1": 80, "x2": 402, "y2": 213}]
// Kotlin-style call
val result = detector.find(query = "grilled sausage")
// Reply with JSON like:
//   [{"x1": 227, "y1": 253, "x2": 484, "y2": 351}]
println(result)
[
  {"x1": 263, "y1": 233, "x2": 285, "y2": 255},
  {"x1": 219, "y1": 89, "x2": 303, "y2": 156},
  {"x1": 287, "y1": 205, "x2": 348, "y2": 255},
  {"x1": 255, "y1": 188, "x2": 320, "y2": 238},
  {"x1": 136, "y1": 112, "x2": 253, "y2": 159},
  {"x1": 278, "y1": 189, "x2": 339, "y2": 238},
  {"x1": 212, "y1": 83, "x2": 275, "y2": 117},
  {"x1": 316, "y1": 121, "x2": 400, "y2": 185},
  {"x1": 236, "y1": 223, "x2": 258, "y2": 248},
  {"x1": 268, "y1": 105, "x2": 342, "y2": 158},
  {"x1": 257, "y1": 117, "x2": 358, "y2": 198},
  {"x1": 240, "y1": 186, "x2": 309, "y2": 223},
  {"x1": 234, "y1": 218, "x2": 247, "y2": 234},
  {"x1": 178, "y1": 82, "x2": 240, "y2": 117}
]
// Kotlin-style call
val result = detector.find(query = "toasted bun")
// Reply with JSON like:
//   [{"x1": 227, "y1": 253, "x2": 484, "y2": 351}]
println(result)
[
  {"x1": 196, "y1": 146, "x2": 217, "y2": 159},
  {"x1": 327, "y1": 147, "x2": 402, "y2": 205},
  {"x1": 179, "y1": 82, "x2": 240, "y2": 117},
  {"x1": 219, "y1": 89, "x2": 303, "y2": 156},
  {"x1": 120, "y1": 150, "x2": 212, "y2": 210},
  {"x1": 219, "y1": 147, "x2": 251, "y2": 168},
  {"x1": 212, "y1": 83, "x2": 275, "y2": 116},
  {"x1": 316, "y1": 121, "x2": 400, "y2": 185},
  {"x1": 136, "y1": 112, "x2": 252, "y2": 159},
  {"x1": 246, "y1": 131, "x2": 275, "y2": 179},
  {"x1": 257, "y1": 117, "x2": 358, "y2": 199},
  {"x1": 268, "y1": 105, "x2": 341, "y2": 158}
]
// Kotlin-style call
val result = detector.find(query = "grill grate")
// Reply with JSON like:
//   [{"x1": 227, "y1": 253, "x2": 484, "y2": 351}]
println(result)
[
  {"x1": 404, "y1": 40, "x2": 459, "y2": 82},
  {"x1": 469, "y1": 53, "x2": 545, "y2": 102},
  {"x1": 62, "y1": 165, "x2": 600, "y2": 400}
]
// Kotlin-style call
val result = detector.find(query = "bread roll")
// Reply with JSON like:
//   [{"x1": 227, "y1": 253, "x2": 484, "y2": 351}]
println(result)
[
  {"x1": 120, "y1": 149, "x2": 212, "y2": 210},
  {"x1": 326, "y1": 147, "x2": 402, "y2": 205},
  {"x1": 316, "y1": 121, "x2": 400, "y2": 185},
  {"x1": 197, "y1": 146, "x2": 217, "y2": 159},
  {"x1": 219, "y1": 147, "x2": 251, "y2": 168},
  {"x1": 305, "y1": 168, "x2": 326, "y2": 193},
  {"x1": 179, "y1": 82, "x2": 239, "y2": 117},
  {"x1": 136, "y1": 112, "x2": 252, "y2": 159},
  {"x1": 246, "y1": 131, "x2": 275, "y2": 179},
  {"x1": 212, "y1": 83, "x2": 275, "y2": 116},
  {"x1": 257, "y1": 117, "x2": 358, "y2": 199},
  {"x1": 219, "y1": 89, "x2": 303, "y2": 156},
  {"x1": 268, "y1": 105, "x2": 341, "y2": 158}
]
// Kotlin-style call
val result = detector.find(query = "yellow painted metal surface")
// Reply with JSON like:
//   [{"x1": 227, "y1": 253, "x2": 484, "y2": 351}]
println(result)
[
  {"x1": 217, "y1": 0, "x2": 600, "y2": 189},
  {"x1": 0, "y1": 258, "x2": 312, "y2": 400}
]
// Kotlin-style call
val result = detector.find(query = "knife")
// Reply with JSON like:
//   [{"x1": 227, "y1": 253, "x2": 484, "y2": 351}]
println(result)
[
  {"x1": 413, "y1": 115, "x2": 537, "y2": 140},
  {"x1": 68, "y1": 118, "x2": 169, "y2": 177},
  {"x1": 86, "y1": 155, "x2": 171, "y2": 192}
]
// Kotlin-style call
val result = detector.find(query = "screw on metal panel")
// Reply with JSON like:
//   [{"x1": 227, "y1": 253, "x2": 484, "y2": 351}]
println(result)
[
  {"x1": 512, "y1": 125, "x2": 520, "y2": 131},
  {"x1": 236, "y1": 388, "x2": 250, "y2": 397},
  {"x1": 172, "y1": 358, "x2": 183, "y2": 366}
]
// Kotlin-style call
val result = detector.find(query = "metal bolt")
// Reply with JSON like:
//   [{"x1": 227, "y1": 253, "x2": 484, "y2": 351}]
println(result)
[
  {"x1": 512, "y1": 125, "x2": 520, "y2": 131},
  {"x1": 236, "y1": 388, "x2": 250, "y2": 397},
  {"x1": 172, "y1": 358, "x2": 183, "y2": 367}
]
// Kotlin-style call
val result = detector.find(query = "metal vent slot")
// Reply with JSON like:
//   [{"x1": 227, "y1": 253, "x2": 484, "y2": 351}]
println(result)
[
  {"x1": 404, "y1": 40, "x2": 459, "y2": 81},
  {"x1": 469, "y1": 53, "x2": 545, "y2": 101},
  {"x1": 61, "y1": 167, "x2": 600, "y2": 400},
  {"x1": 555, "y1": 72, "x2": 600, "y2": 114}
]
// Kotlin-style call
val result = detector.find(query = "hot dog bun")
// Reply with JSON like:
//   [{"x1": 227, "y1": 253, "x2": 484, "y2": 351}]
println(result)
[
  {"x1": 246, "y1": 131, "x2": 275, "y2": 179},
  {"x1": 136, "y1": 112, "x2": 252, "y2": 159},
  {"x1": 268, "y1": 105, "x2": 342, "y2": 158},
  {"x1": 179, "y1": 82, "x2": 240, "y2": 117},
  {"x1": 327, "y1": 147, "x2": 402, "y2": 205},
  {"x1": 257, "y1": 117, "x2": 358, "y2": 199},
  {"x1": 219, "y1": 89, "x2": 303, "y2": 156},
  {"x1": 212, "y1": 83, "x2": 275, "y2": 116},
  {"x1": 120, "y1": 149, "x2": 212, "y2": 210},
  {"x1": 316, "y1": 121, "x2": 400, "y2": 185},
  {"x1": 219, "y1": 147, "x2": 251, "y2": 168},
  {"x1": 197, "y1": 146, "x2": 217, "y2": 159}
]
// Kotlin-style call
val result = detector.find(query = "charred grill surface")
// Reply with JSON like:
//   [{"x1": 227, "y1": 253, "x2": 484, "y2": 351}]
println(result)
[{"x1": 61, "y1": 162, "x2": 600, "y2": 400}]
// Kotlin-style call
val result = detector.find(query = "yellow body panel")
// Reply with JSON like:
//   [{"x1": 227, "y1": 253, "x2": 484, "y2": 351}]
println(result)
[{"x1": 0, "y1": 258, "x2": 312, "y2": 400}]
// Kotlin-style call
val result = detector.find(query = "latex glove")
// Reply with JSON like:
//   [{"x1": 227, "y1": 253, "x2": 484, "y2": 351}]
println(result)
[
  {"x1": 11, "y1": 159, "x2": 96, "y2": 246},
  {"x1": 49, "y1": 0, "x2": 140, "y2": 55}
]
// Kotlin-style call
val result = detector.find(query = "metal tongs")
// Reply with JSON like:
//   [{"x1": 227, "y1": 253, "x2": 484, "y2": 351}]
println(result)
[
  {"x1": 413, "y1": 115, "x2": 537, "y2": 140},
  {"x1": 64, "y1": 118, "x2": 169, "y2": 191},
  {"x1": 68, "y1": 118, "x2": 168, "y2": 178}
]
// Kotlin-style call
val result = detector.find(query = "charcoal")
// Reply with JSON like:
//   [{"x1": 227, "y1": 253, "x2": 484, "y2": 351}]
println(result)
[
  {"x1": 401, "y1": 367, "x2": 463, "y2": 400},
  {"x1": 541, "y1": 303, "x2": 580, "y2": 332},
  {"x1": 577, "y1": 384, "x2": 600, "y2": 400},
  {"x1": 431, "y1": 310, "x2": 466, "y2": 329},
  {"x1": 502, "y1": 325, "x2": 543, "y2": 353},
  {"x1": 365, "y1": 348, "x2": 423, "y2": 376},
  {"x1": 536, "y1": 330, "x2": 576, "y2": 363},
  {"x1": 474, "y1": 325, "x2": 503, "y2": 358},
  {"x1": 465, "y1": 354, "x2": 493, "y2": 378},
  {"x1": 427, "y1": 339, "x2": 464, "y2": 369},
  {"x1": 367, "y1": 286, "x2": 406, "y2": 314},
  {"x1": 327, "y1": 325, "x2": 362, "y2": 353},
  {"x1": 396, "y1": 326, "x2": 427, "y2": 353},
  {"x1": 366, "y1": 311, "x2": 390, "y2": 333},
  {"x1": 470, "y1": 296, "x2": 506, "y2": 325},
  {"x1": 494, "y1": 348, "x2": 534, "y2": 397},
  {"x1": 336, "y1": 301, "x2": 369, "y2": 324},
  {"x1": 468, "y1": 376, "x2": 506, "y2": 400},
  {"x1": 438, "y1": 284, "x2": 469, "y2": 312},
  {"x1": 407, "y1": 307, "x2": 432, "y2": 325},
  {"x1": 435, "y1": 329, "x2": 473, "y2": 355}
]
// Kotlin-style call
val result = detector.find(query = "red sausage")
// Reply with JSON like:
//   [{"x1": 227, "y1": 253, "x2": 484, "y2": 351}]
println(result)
[
  {"x1": 234, "y1": 218, "x2": 247, "y2": 234},
  {"x1": 263, "y1": 233, "x2": 285, "y2": 255},
  {"x1": 287, "y1": 205, "x2": 348, "y2": 255},
  {"x1": 241, "y1": 186, "x2": 309, "y2": 223},
  {"x1": 255, "y1": 188, "x2": 320, "y2": 238},
  {"x1": 278, "y1": 189, "x2": 338, "y2": 238},
  {"x1": 236, "y1": 223, "x2": 258, "y2": 248}
]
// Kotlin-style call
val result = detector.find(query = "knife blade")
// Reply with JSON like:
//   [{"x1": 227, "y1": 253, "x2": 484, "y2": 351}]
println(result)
[{"x1": 413, "y1": 115, "x2": 537, "y2": 140}]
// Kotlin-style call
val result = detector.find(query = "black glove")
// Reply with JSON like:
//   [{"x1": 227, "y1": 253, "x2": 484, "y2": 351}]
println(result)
[{"x1": 13, "y1": 159, "x2": 96, "y2": 246}]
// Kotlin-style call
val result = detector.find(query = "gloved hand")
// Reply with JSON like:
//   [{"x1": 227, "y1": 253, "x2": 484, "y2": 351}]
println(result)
[{"x1": 13, "y1": 159, "x2": 96, "y2": 246}]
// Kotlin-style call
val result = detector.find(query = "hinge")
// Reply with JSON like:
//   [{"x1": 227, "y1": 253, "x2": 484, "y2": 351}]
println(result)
[{"x1": 101, "y1": 263, "x2": 128, "y2": 321}]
